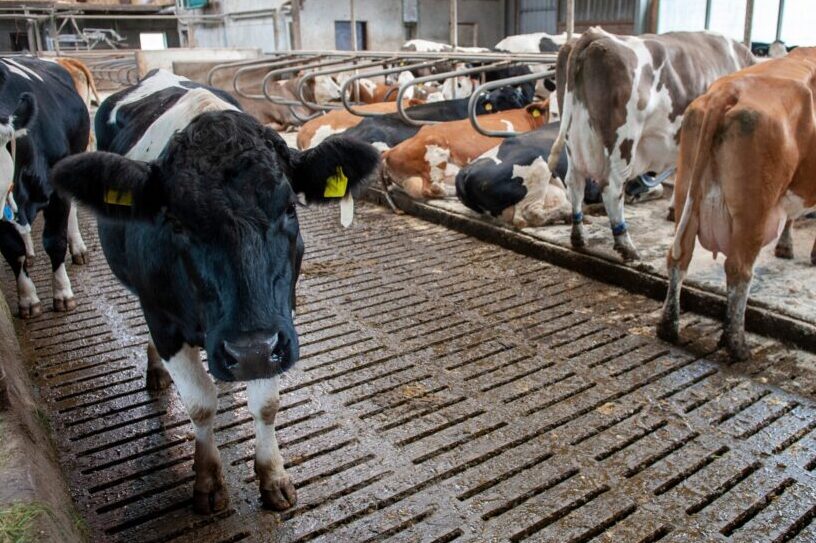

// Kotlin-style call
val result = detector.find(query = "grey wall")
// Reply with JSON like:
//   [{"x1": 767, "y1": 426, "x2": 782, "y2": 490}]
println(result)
[
  {"x1": 416, "y1": 0, "x2": 506, "y2": 47},
  {"x1": 188, "y1": 0, "x2": 290, "y2": 52},
  {"x1": 299, "y1": 0, "x2": 406, "y2": 50}
]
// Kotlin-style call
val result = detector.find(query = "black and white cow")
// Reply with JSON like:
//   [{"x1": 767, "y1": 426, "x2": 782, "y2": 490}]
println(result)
[
  {"x1": 342, "y1": 86, "x2": 532, "y2": 151},
  {"x1": 52, "y1": 69, "x2": 380, "y2": 513},
  {"x1": 0, "y1": 57, "x2": 90, "y2": 318}
]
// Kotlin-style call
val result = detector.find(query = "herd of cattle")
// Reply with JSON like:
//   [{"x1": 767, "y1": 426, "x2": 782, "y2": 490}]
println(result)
[{"x1": 0, "y1": 27, "x2": 814, "y2": 514}]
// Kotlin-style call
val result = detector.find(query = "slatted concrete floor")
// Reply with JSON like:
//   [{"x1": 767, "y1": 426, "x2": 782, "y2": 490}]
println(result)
[{"x1": 4, "y1": 202, "x2": 816, "y2": 543}]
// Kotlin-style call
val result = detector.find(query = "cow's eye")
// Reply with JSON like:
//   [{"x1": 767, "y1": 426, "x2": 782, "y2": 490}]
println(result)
[{"x1": 286, "y1": 202, "x2": 297, "y2": 217}]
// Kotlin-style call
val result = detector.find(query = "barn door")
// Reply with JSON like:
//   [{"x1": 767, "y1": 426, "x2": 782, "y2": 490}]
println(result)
[{"x1": 518, "y1": 0, "x2": 558, "y2": 33}]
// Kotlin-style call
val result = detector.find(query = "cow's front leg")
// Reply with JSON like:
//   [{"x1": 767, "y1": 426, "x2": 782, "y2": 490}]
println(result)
[
  {"x1": 163, "y1": 343, "x2": 228, "y2": 514},
  {"x1": 565, "y1": 164, "x2": 587, "y2": 248},
  {"x1": 247, "y1": 378, "x2": 296, "y2": 510},
  {"x1": 0, "y1": 222, "x2": 41, "y2": 317},
  {"x1": 602, "y1": 176, "x2": 639, "y2": 261},
  {"x1": 774, "y1": 219, "x2": 794, "y2": 259},
  {"x1": 42, "y1": 193, "x2": 76, "y2": 312},
  {"x1": 67, "y1": 201, "x2": 89, "y2": 265}
]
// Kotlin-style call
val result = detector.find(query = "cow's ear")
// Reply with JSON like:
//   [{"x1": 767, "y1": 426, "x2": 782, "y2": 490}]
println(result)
[
  {"x1": 51, "y1": 152, "x2": 164, "y2": 221},
  {"x1": 12, "y1": 92, "x2": 35, "y2": 132},
  {"x1": 526, "y1": 101, "x2": 549, "y2": 121},
  {"x1": 289, "y1": 137, "x2": 380, "y2": 203}
]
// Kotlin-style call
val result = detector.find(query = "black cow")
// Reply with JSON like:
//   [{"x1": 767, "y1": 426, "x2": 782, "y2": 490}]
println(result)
[
  {"x1": 342, "y1": 85, "x2": 532, "y2": 150},
  {"x1": 52, "y1": 70, "x2": 379, "y2": 513},
  {"x1": 0, "y1": 57, "x2": 90, "y2": 319}
]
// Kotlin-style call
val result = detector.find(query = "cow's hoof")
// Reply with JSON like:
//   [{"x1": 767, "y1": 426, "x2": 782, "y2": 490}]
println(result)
[
  {"x1": 774, "y1": 244, "x2": 794, "y2": 259},
  {"x1": 19, "y1": 302, "x2": 42, "y2": 319},
  {"x1": 71, "y1": 251, "x2": 89, "y2": 265},
  {"x1": 146, "y1": 367, "x2": 173, "y2": 391},
  {"x1": 260, "y1": 476, "x2": 297, "y2": 511},
  {"x1": 656, "y1": 319, "x2": 679, "y2": 343},
  {"x1": 570, "y1": 226, "x2": 586, "y2": 248},
  {"x1": 193, "y1": 486, "x2": 229, "y2": 515},
  {"x1": 53, "y1": 297, "x2": 77, "y2": 313},
  {"x1": 614, "y1": 241, "x2": 641, "y2": 262},
  {"x1": 722, "y1": 334, "x2": 751, "y2": 362}
]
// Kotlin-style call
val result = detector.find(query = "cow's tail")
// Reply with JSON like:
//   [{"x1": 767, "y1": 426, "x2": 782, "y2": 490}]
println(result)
[
  {"x1": 66, "y1": 59, "x2": 102, "y2": 106},
  {"x1": 670, "y1": 94, "x2": 732, "y2": 262},
  {"x1": 546, "y1": 92, "x2": 571, "y2": 178}
]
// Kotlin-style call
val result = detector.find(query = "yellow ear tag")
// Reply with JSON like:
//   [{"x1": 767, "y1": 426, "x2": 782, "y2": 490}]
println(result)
[
  {"x1": 484, "y1": 103, "x2": 494, "y2": 111},
  {"x1": 104, "y1": 188, "x2": 133, "y2": 206},
  {"x1": 531, "y1": 109, "x2": 541, "y2": 118},
  {"x1": 324, "y1": 166, "x2": 348, "y2": 198}
]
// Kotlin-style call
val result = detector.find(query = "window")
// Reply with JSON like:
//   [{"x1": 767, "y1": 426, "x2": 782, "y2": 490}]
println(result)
[
  {"x1": 139, "y1": 32, "x2": 167, "y2": 51},
  {"x1": 334, "y1": 21, "x2": 367, "y2": 51}
]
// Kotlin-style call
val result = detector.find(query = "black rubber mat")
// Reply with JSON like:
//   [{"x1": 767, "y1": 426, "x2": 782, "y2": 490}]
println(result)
[{"x1": 3, "y1": 202, "x2": 816, "y2": 543}]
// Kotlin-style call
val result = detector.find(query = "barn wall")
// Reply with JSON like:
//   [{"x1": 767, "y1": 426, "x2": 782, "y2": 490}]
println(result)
[{"x1": 299, "y1": 0, "x2": 405, "y2": 51}]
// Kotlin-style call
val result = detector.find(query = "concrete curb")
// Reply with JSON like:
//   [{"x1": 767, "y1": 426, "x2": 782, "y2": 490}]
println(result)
[
  {"x1": 0, "y1": 291, "x2": 85, "y2": 543},
  {"x1": 364, "y1": 188, "x2": 816, "y2": 354}
]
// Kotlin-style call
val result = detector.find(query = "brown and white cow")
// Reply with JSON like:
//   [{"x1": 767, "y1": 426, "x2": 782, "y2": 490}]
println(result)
[
  {"x1": 553, "y1": 28, "x2": 755, "y2": 260},
  {"x1": 383, "y1": 101, "x2": 549, "y2": 199},
  {"x1": 296, "y1": 99, "x2": 423, "y2": 149},
  {"x1": 657, "y1": 47, "x2": 816, "y2": 361}
]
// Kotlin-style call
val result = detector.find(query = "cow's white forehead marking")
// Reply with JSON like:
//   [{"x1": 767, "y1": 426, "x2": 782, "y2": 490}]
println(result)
[
  {"x1": 372, "y1": 141, "x2": 391, "y2": 152},
  {"x1": 127, "y1": 87, "x2": 238, "y2": 161},
  {"x1": 478, "y1": 144, "x2": 502, "y2": 165},
  {"x1": 3, "y1": 59, "x2": 44, "y2": 82},
  {"x1": 110, "y1": 69, "x2": 190, "y2": 125},
  {"x1": 500, "y1": 120, "x2": 515, "y2": 132}
]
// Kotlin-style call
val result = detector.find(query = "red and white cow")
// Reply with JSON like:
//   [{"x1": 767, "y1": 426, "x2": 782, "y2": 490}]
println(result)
[{"x1": 553, "y1": 28, "x2": 755, "y2": 261}]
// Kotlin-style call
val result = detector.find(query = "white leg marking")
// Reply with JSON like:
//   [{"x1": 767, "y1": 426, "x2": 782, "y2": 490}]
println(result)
[
  {"x1": 247, "y1": 378, "x2": 297, "y2": 510},
  {"x1": 67, "y1": 202, "x2": 88, "y2": 262},
  {"x1": 52, "y1": 263, "x2": 74, "y2": 301},
  {"x1": 16, "y1": 256, "x2": 40, "y2": 312}
]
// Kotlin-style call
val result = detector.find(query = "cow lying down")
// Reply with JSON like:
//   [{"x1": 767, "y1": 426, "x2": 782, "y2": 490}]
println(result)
[
  {"x1": 383, "y1": 101, "x2": 549, "y2": 199},
  {"x1": 296, "y1": 99, "x2": 422, "y2": 150},
  {"x1": 52, "y1": 71, "x2": 380, "y2": 513},
  {"x1": 456, "y1": 121, "x2": 571, "y2": 228}
]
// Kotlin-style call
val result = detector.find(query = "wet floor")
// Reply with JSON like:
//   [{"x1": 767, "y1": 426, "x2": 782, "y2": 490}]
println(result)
[{"x1": 3, "y1": 202, "x2": 816, "y2": 542}]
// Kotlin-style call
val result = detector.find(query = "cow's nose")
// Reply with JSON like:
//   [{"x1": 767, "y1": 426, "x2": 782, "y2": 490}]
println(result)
[{"x1": 221, "y1": 332, "x2": 282, "y2": 380}]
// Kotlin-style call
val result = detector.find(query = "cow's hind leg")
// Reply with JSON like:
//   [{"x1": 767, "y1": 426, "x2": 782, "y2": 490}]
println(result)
[
  {"x1": 145, "y1": 336, "x2": 172, "y2": 391},
  {"x1": 247, "y1": 378, "x2": 296, "y2": 510},
  {"x1": 0, "y1": 221, "x2": 41, "y2": 318},
  {"x1": 602, "y1": 176, "x2": 639, "y2": 261},
  {"x1": 163, "y1": 343, "x2": 228, "y2": 514},
  {"x1": 67, "y1": 201, "x2": 89, "y2": 265},
  {"x1": 42, "y1": 193, "x2": 76, "y2": 312},
  {"x1": 774, "y1": 219, "x2": 794, "y2": 259},
  {"x1": 721, "y1": 219, "x2": 763, "y2": 362},
  {"x1": 565, "y1": 163, "x2": 587, "y2": 248},
  {"x1": 657, "y1": 213, "x2": 698, "y2": 343}
]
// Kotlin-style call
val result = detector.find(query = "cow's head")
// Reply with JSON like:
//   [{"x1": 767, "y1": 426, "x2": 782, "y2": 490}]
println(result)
[
  {"x1": 52, "y1": 110, "x2": 380, "y2": 381},
  {"x1": 478, "y1": 85, "x2": 532, "y2": 113},
  {"x1": 0, "y1": 73, "x2": 36, "y2": 143}
]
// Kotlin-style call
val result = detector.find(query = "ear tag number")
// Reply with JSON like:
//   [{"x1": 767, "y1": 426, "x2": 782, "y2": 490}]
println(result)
[
  {"x1": 104, "y1": 188, "x2": 133, "y2": 207},
  {"x1": 324, "y1": 166, "x2": 348, "y2": 198},
  {"x1": 531, "y1": 109, "x2": 541, "y2": 118}
]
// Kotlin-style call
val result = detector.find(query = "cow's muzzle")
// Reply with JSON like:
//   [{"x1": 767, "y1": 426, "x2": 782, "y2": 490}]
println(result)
[{"x1": 218, "y1": 331, "x2": 290, "y2": 381}]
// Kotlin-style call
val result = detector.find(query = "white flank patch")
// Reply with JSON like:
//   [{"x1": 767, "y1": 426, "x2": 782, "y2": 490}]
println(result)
[
  {"x1": 127, "y1": 87, "x2": 239, "y2": 161},
  {"x1": 309, "y1": 124, "x2": 344, "y2": 149},
  {"x1": 110, "y1": 69, "x2": 190, "y2": 125},
  {"x1": 402, "y1": 39, "x2": 451, "y2": 52},
  {"x1": 0, "y1": 144, "x2": 13, "y2": 202},
  {"x1": 3, "y1": 59, "x2": 44, "y2": 82},
  {"x1": 52, "y1": 263, "x2": 74, "y2": 301},
  {"x1": 425, "y1": 144, "x2": 451, "y2": 184}
]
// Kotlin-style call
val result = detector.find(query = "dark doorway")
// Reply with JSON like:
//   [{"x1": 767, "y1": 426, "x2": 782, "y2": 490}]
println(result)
[
  {"x1": 10, "y1": 32, "x2": 29, "y2": 52},
  {"x1": 334, "y1": 21, "x2": 367, "y2": 50}
]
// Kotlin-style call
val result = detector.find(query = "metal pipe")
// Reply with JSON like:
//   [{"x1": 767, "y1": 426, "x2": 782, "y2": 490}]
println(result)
[
  {"x1": 566, "y1": 0, "x2": 575, "y2": 40},
  {"x1": 339, "y1": 58, "x2": 451, "y2": 117},
  {"x1": 396, "y1": 60, "x2": 513, "y2": 126},
  {"x1": 450, "y1": 0, "x2": 458, "y2": 49},
  {"x1": 207, "y1": 54, "x2": 292, "y2": 85},
  {"x1": 704, "y1": 0, "x2": 712, "y2": 30},
  {"x1": 262, "y1": 56, "x2": 357, "y2": 104},
  {"x1": 233, "y1": 55, "x2": 327, "y2": 99},
  {"x1": 744, "y1": 0, "x2": 755, "y2": 46},
  {"x1": 468, "y1": 68, "x2": 555, "y2": 138},
  {"x1": 350, "y1": 0, "x2": 357, "y2": 51},
  {"x1": 291, "y1": 0, "x2": 302, "y2": 50},
  {"x1": 776, "y1": 0, "x2": 786, "y2": 41}
]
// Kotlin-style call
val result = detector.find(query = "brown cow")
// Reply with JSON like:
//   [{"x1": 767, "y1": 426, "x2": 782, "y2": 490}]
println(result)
[
  {"x1": 54, "y1": 57, "x2": 101, "y2": 108},
  {"x1": 296, "y1": 100, "x2": 423, "y2": 149},
  {"x1": 383, "y1": 101, "x2": 549, "y2": 199},
  {"x1": 658, "y1": 47, "x2": 816, "y2": 361}
]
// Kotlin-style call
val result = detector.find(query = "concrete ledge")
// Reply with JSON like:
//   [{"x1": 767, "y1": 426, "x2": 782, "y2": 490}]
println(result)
[
  {"x1": 0, "y1": 292, "x2": 85, "y2": 543},
  {"x1": 364, "y1": 188, "x2": 816, "y2": 354}
]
